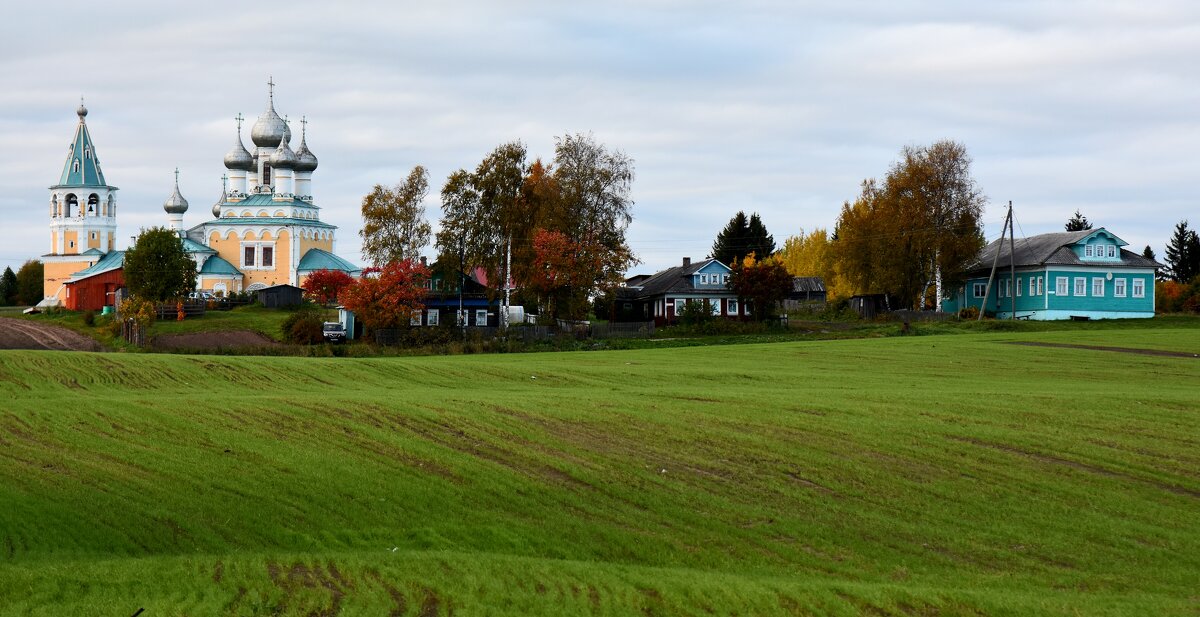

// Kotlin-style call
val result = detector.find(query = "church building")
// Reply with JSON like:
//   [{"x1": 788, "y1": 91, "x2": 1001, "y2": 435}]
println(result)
[{"x1": 41, "y1": 83, "x2": 361, "y2": 308}]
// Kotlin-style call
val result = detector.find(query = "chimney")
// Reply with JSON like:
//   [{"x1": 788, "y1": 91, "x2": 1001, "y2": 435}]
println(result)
[{"x1": 682, "y1": 257, "x2": 691, "y2": 267}]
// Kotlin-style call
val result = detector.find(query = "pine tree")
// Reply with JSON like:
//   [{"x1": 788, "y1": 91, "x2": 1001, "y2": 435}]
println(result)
[
  {"x1": 1164, "y1": 220, "x2": 1200, "y2": 283},
  {"x1": 0, "y1": 267, "x2": 16, "y2": 305},
  {"x1": 711, "y1": 211, "x2": 775, "y2": 265},
  {"x1": 1065, "y1": 210, "x2": 1093, "y2": 232}
]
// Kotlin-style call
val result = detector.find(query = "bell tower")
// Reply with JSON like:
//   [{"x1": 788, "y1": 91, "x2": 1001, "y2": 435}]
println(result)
[{"x1": 43, "y1": 100, "x2": 119, "y2": 302}]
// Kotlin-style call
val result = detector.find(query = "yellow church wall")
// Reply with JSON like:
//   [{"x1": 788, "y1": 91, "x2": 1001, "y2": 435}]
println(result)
[
  {"x1": 43, "y1": 260, "x2": 90, "y2": 299},
  {"x1": 87, "y1": 231, "x2": 101, "y2": 250},
  {"x1": 50, "y1": 232, "x2": 57, "y2": 253},
  {"x1": 63, "y1": 231, "x2": 79, "y2": 254},
  {"x1": 297, "y1": 235, "x2": 333, "y2": 257}
]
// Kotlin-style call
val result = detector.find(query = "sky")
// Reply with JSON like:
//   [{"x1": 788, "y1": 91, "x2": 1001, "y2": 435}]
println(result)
[{"x1": 2, "y1": 1, "x2": 1197, "y2": 276}]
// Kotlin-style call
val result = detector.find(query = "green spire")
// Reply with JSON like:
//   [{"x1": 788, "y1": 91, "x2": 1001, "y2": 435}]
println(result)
[{"x1": 54, "y1": 101, "x2": 110, "y2": 188}]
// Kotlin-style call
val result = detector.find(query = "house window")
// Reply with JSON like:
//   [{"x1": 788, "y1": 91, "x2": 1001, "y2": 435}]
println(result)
[
  {"x1": 1132, "y1": 279, "x2": 1145, "y2": 298},
  {"x1": 1106, "y1": 245, "x2": 1115, "y2": 258},
  {"x1": 1037, "y1": 277, "x2": 1044, "y2": 296},
  {"x1": 475, "y1": 309, "x2": 488, "y2": 326},
  {"x1": 1114, "y1": 278, "x2": 1127, "y2": 297},
  {"x1": 728, "y1": 299, "x2": 738, "y2": 314},
  {"x1": 426, "y1": 309, "x2": 439, "y2": 326},
  {"x1": 700, "y1": 274, "x2": 708, "y2": 284},
  {"x1": 1092, "y1": 277, "x2": 1104, "y2": 297},
  {"x1": 722, "y1": 274, "x2": 729, "y2": 284},
  {"x1": 1056, "y1": 277, "x2": 1068, "y2": 296},
  {"x1": 1074, "y1": 277, "x2": 1086, "y2": 296},
  {"x1": 674, "y1": 300, "x2": 684, "y2": 316},
  {"x1": 410, "y1": 313, "x2": 421, "y2": 326},
  {"x1": 710, "y1": 300, "x2": 720, "y2": 315},
  {"x1": 1029, "y1": 277, "x2": 1037, "y2": 296},
  {"x1": 1085, "y1": 245, "x2": 1094, "y2": 257},
  {"x1": 973, "y1": 283, "x2": 986, "y2": 298},
  {"x1": 1016, "y1": 278, "x2": 1021, "y2": 297}
]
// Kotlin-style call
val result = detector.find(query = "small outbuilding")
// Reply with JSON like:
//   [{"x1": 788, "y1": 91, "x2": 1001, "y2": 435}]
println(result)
[{"x1": 257, "y1": 283, "x2": 305, "y2": 308}]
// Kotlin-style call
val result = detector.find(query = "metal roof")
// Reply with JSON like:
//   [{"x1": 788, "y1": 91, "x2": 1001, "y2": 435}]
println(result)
[
  {"x1": 181, "y1": 237, "x2": 216, "y2": 254},
  {"x1": 620, "y1": 258, "x2": 732, "y2": 298},
  {"x1": 69, "y1": 250, "x2": 124, "y2": 280},
  {"x1": 52, "y1": 112, "x2": 112, "y2": 189},
  {"x1": 296, "y1": 248, "x2": 362, "y2": 275},
  {"x1": 966, "y1": 227, "x2": 1160, "y2": 273},
  {"x1": 198, "y1": 254, "x2": 241, "y2": 276}
]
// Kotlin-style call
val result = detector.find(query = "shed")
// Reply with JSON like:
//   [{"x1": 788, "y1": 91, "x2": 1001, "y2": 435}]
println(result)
[
  {"x1": 62, "y1": 250, "x2": 125, "y2": 311},
  {"x1": 257, "y1": 284, "x2": 305, "y2": 308}
]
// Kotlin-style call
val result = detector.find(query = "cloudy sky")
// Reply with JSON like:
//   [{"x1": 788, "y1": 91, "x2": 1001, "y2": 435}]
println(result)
[{"x1": 2, "y1": 1, "x2": 1197, "y2": 275}]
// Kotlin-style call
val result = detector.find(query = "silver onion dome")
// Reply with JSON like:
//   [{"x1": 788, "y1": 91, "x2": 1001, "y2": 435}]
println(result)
[
  {"x1": 270, "y1": 124, "x2": 297, "y2": 169},
  {"x1": 76, "y1": 100, "x2": 88, "y2": 118},
  {"x1": 224, "y1": 129, "x2": 254, "y2": 171},
  {"x1": 164, "y1": 170, "x2": 189, "y2": 215},
  {"x1": 294, "y1": 120, "x2": 318, "y2": 173},
  {"x1": 250, "y1": 93, "x2": 291, "y2": 148},
  {"x1": 212, "y1": 201, "x2": 223, "y2": 218}
]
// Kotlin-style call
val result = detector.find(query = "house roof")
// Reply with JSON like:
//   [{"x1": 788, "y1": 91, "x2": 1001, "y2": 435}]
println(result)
[
  {"x1": 792, "y1": 276, "x2": 825, "y2": 293},
  {"x1": 198, "y1": 254, "x2": 241, "y2": 276},
  {"x1": 220, "y1": 193, "x2": 319, "y2": 208},
  {"x1": 69, "y1": 250, "x2": 124, "y2": 280},
  {"x1": 296, "y1": 248, "x2": 362, "y2": 275},
  {"x1": 621, "y1": 258, "x2": 732, "y2": 298},
  {"x1": 967, "y1": 228, "x2": 1160, "y2": 273},
  {"x1": 195, "y1": 216, "x2": 337, "y2": 229}
]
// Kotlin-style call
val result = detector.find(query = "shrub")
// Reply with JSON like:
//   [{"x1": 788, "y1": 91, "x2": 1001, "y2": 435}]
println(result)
[
  {"x1": 82, "y1": 311, "x2": 96, "y2": 326},
  {"x1": 281, "y1": 306, "x2": 325, "y2": 345},
  {"x1": 958, "y1": 306, "x2": 980, "y2": 320}
]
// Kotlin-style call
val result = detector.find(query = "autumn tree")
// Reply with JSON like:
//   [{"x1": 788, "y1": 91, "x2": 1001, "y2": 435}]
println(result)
[
  {"x1": 360, "y1": 166, "x2": 432, "y2": 266},
  {"x1": 1164, "y1": 220, "x2": 1200, "y2": 283},
  {"x1": 338, "y1": 260, "x2": 430, "y2": 332},
  {"x1": 1065, "y1": 210, "x2": 1093, "y2": 232},
  {"x1": 777, "y1": 227, "x2": 850, "y2": 300},
  {"x1": 123, "y1": 228, "x2": 196, "y2": 302},
  {"x1": 831, "y1": 141, "x2": 986, "y2": 309},
  {"x1": 301, "y1": 269, "x2": 355, "y2": 305},
  {"x1": 727, "y1": 254, "x2": 793, "y2": 321},
  {"x1": 711, "y1": 211, "x2": 775, "y2": 265},
  {"x1": 0, "y1": 266, "x2": 17, "y2": 305},
  {"x1": 525, "y1": 229, "x2": 603, "y2": 319}
]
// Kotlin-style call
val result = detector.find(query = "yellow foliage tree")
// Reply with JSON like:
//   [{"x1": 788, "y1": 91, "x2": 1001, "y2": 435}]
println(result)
[{"x1": 777, "y1": 227, "x2": 850, "y2": 300}]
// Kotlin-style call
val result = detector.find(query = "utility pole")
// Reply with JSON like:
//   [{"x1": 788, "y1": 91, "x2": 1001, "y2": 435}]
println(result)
[
  {"x1": 501, "y1": 234, "x2": 511, "y2": 329},
  {"x1": 978, "y1": 202, "x2": 1013, "y2": 322},
  {"x1": 1008, "y1": 201, "x2": 1016, "y2": 320},
  {"x1": 458, "y1": 239, "x2": 465, "y2": 335}
]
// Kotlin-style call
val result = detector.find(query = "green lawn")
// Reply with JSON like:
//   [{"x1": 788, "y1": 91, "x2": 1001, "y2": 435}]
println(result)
[{"x1": 0, "y1": 327, "x2": 1197, "y2": 615}]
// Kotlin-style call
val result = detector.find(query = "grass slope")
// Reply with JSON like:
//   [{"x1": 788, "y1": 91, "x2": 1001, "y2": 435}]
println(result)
[{"x1": 0, "y1": 327, "x2": 1197, "y2": 615}]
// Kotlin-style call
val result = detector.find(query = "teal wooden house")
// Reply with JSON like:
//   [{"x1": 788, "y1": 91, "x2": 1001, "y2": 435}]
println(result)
[{"x1": 941, "y1": 228, "x2": 1159, "y2": 320}]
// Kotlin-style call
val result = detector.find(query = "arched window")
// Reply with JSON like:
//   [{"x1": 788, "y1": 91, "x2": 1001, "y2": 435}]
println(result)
[
  {"x1": 107, "y1": 195, "x2": 115, "y2": 217},
  {"x1": 87, "y1": 194, "x2": 99, "y2": 215},
  {"x1": 72, "y1": 159, "x2": 80, "y2": 173},
  {"x1": 66, "y1": 194, "x2": 78, "y2": 217}
]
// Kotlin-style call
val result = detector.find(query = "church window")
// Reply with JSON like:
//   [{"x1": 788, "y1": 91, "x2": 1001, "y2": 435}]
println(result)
[
  {"x1": 72, "y1": 159, "x2": 80, "y2": 173},
  {"x1": 261, "y1": 246, "x2": 274, "y2": 268},
  {"x1": 244, "y1": 245, "x2": 256, "y2": 267},
  {"x1": 241, "y1": 242, "x2": 276, "y2": 270},
  {"x1": 262, "y1": 163, "x2": 272, "y2": 186},
  {"x1": 85, "y1": 148, "x2": 91, "y2": 159}
]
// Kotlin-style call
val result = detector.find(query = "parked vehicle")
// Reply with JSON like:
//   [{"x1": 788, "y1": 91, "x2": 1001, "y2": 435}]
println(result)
[{"x1": 322, "y1": 322, "x2": 347, "y2": 343}]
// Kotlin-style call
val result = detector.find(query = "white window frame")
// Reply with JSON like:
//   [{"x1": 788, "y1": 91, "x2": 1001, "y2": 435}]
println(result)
[
  {"x1": 973, "y1": 283, "x2": 986, "y2": 298},
  {"x1": 1132, "y1": 279, "x2": 1145, "y2": 298},
  {"x1": 722, "y1": 274, "x2": 729, "y2": 284},
  {"x1": 1092, "y1": 277, "x2": 1105, "y2": 297},
  {"x1": 1114, "y1": 278, "x2": 1126, "y2": 298},
  {"x1": 1029, "y1": 277, "x2": 1037, "y2": 296},
  {"x1": 1037, "y1": 276, "x2": 1044, "y2": 296},
  {"x1": 710, "y1": 300, "x2": 720, "y2": 315},
  {"x1": 1107, "y1": 245, "x2": 1116, "y2": 258},
  {"x1": 1016, "y1": 278, "x2": 1022, "y2": 297},
  {"x1": 699, "y1": 274, "x2": 708, "y2": 284},
  {"x1": 426, "y1": 309, "x2": 439, "y2": 326},
  {"x1": 727, "y1": 298, "x2": 738, "y2": 315},
  {"x1": 1056, "y1": 277, "x2": 1068, "y2": 296},
  {"x1": 240, "y1": 241, "x2": 277, "y2": 270},
  {"x1": 1085, "y1": 245, "x2": 1094, "y2": 257},
  {"x1": 475, "y1": 309, "x2": 488, "y2": 326},
  {"x1": 673, "y1": 300, "x2": 683, "y2": 316},
  {"x1": 410, "y1": 313, "x2": 422, "y2": 326},
  {"x1": 1074, "y1": 277, "x2": 1087, "y2": 296}
]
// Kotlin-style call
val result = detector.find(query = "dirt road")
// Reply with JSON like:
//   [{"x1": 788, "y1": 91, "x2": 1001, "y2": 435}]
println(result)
[{"x1": 0, "y1": 317, "x2": 104, "y2": 351}]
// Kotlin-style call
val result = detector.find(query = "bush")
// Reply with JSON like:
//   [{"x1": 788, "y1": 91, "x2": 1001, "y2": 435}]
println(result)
[
  {"x1": 82, "y1": 311, "x2": 96, "y2": 326},
  {"x1": 282, "y1": 306, "x2": 325, "y2": 345},
  {"x1": 678, "y1": 300, "x2": 717, "y2": 327},
  {"x1": 958, "y1": 306, "x2": 980, "y2": 320}
]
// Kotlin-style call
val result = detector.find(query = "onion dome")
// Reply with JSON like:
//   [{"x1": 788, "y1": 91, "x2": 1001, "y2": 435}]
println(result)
[
  {"x1": 269, "y1": 120, "x2": 297, "y2": 169},
  {"x1": 250, "y1": 79, "x2": 291, "y2": 148},
  {"x1": 164, "y1": 169, "x2": 189, "y2": 215},
  {"x1": 77, "y1": 98, "x2": 88, "y2": 118},
  {"x1": 223, "y1": 116, "x2": 254, "y2": 171},
  {"x1": 294, "y1": 116, "x2": 318, "y2": 173},
  {"x1": 213, "y1": 176, "x2": 227, "y2": 218}
]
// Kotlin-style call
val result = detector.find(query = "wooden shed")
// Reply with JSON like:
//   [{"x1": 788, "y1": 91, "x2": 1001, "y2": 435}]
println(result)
[{"x1": 257, "y1": 284, "x2": 305, "y2": 308}]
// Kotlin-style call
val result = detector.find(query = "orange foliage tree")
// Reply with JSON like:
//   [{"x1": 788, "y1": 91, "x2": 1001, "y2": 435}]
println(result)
[
  {"x1": 339, "y1": 260, "x2": 430, "y2": 332},
  {"x1": 727, "y1": 253, "x2": 794, "y2": 321},
  {"x1": 302, "y1": 269, "x2": 356, "y2": 305}
]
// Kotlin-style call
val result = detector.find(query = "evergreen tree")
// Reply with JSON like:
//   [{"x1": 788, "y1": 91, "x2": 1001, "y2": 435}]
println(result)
[
  {"x1": 0, "y1": 267, "x2": 16, "y2": 305},
  {"x1": 14, "y1": 260, "x2": 43, "y2": 306},
  {"x1": 123, "y1": 228, "x2": 197, "y2": 302},
  {"x1": 1065, "y1": 209, "x2": 1093, "y2": 232},
  {"x1": 1164, "y1": 220, "x2": 1200, "y2": 283},
  {"x1": 711, "y1": 211, "x2": 775, "y2": 265},
  {"x1": 1142, "y1": 245, "x2": 1156, "y2": 261}
]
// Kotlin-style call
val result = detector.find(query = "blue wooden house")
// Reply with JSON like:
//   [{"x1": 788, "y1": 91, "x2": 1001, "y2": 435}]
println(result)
[
  {"x1": 615, "y1": 257, "x2": 748, "y2": 325},
  {"x1": 941, "y1": 228, "x2": 1159, "y2": 320}
]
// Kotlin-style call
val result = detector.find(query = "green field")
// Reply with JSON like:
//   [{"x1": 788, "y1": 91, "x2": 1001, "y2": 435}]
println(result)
[{"x1": 1, "y1": 326, "x2": 1197, "y2": 615}]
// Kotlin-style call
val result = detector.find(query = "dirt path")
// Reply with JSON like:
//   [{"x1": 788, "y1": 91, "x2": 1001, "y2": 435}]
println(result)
[
  {"x1": 0, "y1": 317, "x2": 104, "y2": 351},
  {"x1": 152, "y1": 330, "x2": 279, "y2": 351},
  {"x1": 1007, "y1": 341, "x2": 1200, "y2": 358}
]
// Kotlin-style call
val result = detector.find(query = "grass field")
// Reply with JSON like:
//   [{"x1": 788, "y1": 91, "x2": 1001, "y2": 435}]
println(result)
[{"x1": 0, "y1": 326, "x2": 1197, "y2": 615}]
